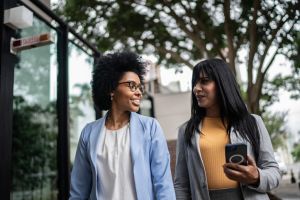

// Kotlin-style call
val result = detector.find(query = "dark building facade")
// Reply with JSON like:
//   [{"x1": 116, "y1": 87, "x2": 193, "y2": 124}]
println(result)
[{"x1": 0, "y1": 0, "x2": 100, "y2": 199}]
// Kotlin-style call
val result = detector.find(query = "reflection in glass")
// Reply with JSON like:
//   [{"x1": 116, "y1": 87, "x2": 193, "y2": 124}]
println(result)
[
  {"x1": 68, "y1": 40, "x2": 95, "y2": 164},
  {"x1": 11, "y1": 17, "x2": 58, "y2": 199}
]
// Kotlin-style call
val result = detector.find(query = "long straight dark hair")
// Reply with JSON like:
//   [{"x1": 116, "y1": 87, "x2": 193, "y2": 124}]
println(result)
[{"x1": 185, "y1": 58, "x2": 260, "y2": 161}]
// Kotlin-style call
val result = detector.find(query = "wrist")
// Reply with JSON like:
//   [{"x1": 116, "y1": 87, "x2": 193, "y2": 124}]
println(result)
[{"x1": 250, "y1": 168, "x2": 260, "y2": 187}]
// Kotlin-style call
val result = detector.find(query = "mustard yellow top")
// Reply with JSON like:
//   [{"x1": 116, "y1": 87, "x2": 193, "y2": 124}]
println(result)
[{"x1": 199, "y1": 117, "x2": 238, "y2": 189}]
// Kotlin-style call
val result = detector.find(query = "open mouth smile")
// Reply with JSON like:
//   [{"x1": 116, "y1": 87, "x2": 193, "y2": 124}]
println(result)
[{"x1": 131, "y1": 99, "x2": 140, "y2": 106}]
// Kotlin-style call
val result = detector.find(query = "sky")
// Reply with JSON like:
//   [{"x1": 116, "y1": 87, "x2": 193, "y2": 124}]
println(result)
[{"x1": 269, "y1": 90, "x2": 300, "y2": 141}]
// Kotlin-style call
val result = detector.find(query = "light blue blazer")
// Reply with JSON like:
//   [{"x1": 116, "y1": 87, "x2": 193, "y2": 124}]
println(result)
[{"x1": 69, "y1": 112, "x2": 176, "y2": 200}]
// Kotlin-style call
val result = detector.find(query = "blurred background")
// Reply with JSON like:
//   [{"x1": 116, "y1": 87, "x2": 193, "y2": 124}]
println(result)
[{"x1": 0, "y1": 0, "x2": 299, "y2": 199}]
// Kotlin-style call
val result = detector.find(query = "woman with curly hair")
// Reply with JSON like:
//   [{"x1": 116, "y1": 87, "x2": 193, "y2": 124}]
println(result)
[
  {"x1": 69, "y1": 51, "x2": 175, "y2": 200},
  {"x1": 174, "y1": 58, "x2": 280, "y2": 200}
]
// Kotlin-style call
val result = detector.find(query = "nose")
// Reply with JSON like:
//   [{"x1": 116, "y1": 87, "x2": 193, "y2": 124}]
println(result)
[
  {"x1": 134, "y1": 88, "x2": 143, "y2": 97},
  {"x1": 193, "y1": 83, "x2": 202, "y2": 94}
]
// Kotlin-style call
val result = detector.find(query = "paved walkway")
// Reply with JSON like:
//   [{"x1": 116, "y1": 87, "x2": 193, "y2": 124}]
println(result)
[{"x1": 272, "y1": 170, "x2": 300, "y2": 200}]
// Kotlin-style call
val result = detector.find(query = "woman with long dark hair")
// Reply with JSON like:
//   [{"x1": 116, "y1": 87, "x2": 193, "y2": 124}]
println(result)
[
  {"x1": 174, "y1": 59, "x2": 280, "y2": 200},
  {"x1": 69, "y1": 51, "x2": 175, "y2": 200}
]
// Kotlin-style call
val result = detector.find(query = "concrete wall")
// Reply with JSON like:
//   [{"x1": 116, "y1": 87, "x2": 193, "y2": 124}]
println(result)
[{"x1": 153, "y1": 92, "x2": 191, "y2": 140}]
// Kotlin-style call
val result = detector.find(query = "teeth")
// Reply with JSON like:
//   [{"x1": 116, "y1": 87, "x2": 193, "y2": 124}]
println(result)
[{"x1": 132, "y1": 100, "x2": 140, "y2": 105}]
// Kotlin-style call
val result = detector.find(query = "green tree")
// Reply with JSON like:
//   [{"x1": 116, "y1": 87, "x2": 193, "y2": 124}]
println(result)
[
  {"x1": 292, "y1": 142, "x2": 300, "y2": 162},
  {"x1": 12, "y1": 96, "x2": 57, "y2": 199},
  {"x1": 55, "y1": 0, "x2": 300, "y2": 114},
  {"x1": 14, "y1": 18, "x2": 52, "y2": 107},
  {"x1": 262, "y1": 111, "x2": 289, "y2": 150}
]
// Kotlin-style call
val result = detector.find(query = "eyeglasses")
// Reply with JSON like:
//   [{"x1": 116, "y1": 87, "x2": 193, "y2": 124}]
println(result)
[{"x1": 118, "y1": 81, "x2": 145, "y2": 93}]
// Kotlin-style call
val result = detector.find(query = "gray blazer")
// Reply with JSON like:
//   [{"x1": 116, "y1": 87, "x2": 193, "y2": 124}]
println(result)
[{"x1": 174, "y1": 114, "x2": 281, "y2": 200}]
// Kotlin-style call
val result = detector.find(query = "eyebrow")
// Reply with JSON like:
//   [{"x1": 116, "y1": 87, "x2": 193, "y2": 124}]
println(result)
[{"x1": 121, "y1": 80, "x2": 141, "y2": 84}]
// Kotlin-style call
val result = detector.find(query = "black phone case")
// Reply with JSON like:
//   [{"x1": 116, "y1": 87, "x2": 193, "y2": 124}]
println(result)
[{"x1": 225, "y1": 143, "x2": 247, "y2": 165}]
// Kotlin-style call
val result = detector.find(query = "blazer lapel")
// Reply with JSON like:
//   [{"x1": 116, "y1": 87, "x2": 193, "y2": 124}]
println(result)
[
  {"x1": 89, "y1": 113, "x2": 107, "y2": 176},
  {"x1": 129, "y1": 112, "x2": 149, "y2": 200},
  {"x1": 129, "y1": 112, "x2": 144, "y2": 166}
]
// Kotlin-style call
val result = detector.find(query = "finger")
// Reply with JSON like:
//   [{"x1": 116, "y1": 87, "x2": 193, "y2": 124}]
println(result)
[
  {"x1": 224, "y1": 163, "x2": 247, "y2": 173},
  {"x1": 224, "y1": 162, "x2": 240, "y2": 169},
  {"x1": 224, "y1": 162, "x2": 259, "y2": 184},
  {"x1": 223, "y1": 166, "x2": 245, "y2": 181},
  {"x1": 223, "y1": 165, "x2": 244, "y2": 176}
]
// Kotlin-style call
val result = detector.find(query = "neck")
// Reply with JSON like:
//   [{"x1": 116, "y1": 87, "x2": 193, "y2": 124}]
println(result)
[
  {"x1": 106, "y1": 109, "x2": 130, "y2": 130},
  {"x1": 205, "y1": 106, "x2": 220, "y2": 118}
]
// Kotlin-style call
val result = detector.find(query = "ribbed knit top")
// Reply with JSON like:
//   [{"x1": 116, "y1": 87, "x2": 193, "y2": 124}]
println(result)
[{"x1": 199, "y1": 117, "x2": 238, "y2": 189}]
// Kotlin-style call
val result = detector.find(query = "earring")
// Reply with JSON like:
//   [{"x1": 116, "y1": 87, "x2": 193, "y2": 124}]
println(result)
[{"x1": 110, "y1": 95, "x2": 113, "y2": 101}]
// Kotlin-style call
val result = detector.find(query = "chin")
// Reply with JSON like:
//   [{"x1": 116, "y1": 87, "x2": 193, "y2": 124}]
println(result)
[
  {"x1": 130, "y1": 106, "x2": 140, "y2": 113},
  {"x1": 197, "y1": 102, "x2": 204, "y2": 107}
]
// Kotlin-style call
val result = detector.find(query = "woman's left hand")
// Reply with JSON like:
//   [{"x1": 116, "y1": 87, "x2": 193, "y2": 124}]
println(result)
[{"x1": 223, "y1": 155, "x2": 260, "y2": 186}]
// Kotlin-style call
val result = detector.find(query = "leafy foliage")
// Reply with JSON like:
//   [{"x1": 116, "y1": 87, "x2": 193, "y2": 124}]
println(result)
[
  {"x1": 292, "y1": 142, "x2": 300, "y2": 162},
  {"x1": 12, "y1": 96, "x2": 57, "y2": 199},
  {"x1": 262, "y1": 111, "x2": 289, "y2": 150},
  {"x1": 55, "y1": 0, "x2": 300, "y2": 114}
]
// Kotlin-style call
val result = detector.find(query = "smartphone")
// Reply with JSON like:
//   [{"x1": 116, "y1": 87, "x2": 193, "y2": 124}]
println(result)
[{"x1": 225, "y1": 143, "x2": 247, "y2": 165}]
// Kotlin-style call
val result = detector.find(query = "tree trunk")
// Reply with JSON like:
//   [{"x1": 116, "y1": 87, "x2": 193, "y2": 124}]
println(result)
[{"x1": 247, "y1": 85, "x2": 261, "y2": 114}]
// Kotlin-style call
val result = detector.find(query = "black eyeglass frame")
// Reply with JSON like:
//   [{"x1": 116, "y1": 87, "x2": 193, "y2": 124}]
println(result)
[{"x1": 118, "y1": 81, "x2": 145, "y2": 93}]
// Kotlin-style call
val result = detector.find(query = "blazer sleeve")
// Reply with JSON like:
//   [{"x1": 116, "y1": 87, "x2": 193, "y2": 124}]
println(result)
[
  {"x1": 149, "y1": 119, "x2": 176, "y2": 200},
  {"x1": 69, "y1": 124, "x2": 92, "y2": 200},
  {"x1": 248, "y1": 115, "x2": 281, "y2": 192},
  {"x1": 174, "y1": 124, "x2": 192, "y2": 199}
]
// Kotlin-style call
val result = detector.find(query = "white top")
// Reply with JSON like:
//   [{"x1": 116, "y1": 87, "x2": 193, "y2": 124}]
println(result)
[{"x1": 96, "y1": 123, "x2": 137, "y2": 200}]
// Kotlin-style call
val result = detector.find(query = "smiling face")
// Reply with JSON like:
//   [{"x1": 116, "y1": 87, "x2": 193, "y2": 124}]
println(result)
[
  {"x1": 193, "y1": 72, "x2": 220, "y2": 116},
  {"x1": 111, "y1": 71, "x2": 143, "y2": 113}
]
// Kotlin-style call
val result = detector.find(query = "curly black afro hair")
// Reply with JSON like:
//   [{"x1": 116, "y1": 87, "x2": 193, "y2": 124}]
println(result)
[{"x1": 91, "y1": 51, "x2": 147, "y2": 111}]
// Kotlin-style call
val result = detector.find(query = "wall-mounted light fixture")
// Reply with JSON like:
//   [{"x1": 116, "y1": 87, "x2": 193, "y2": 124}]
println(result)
[{"x1": 4, "y1": 6, "x2": 33, "y2": 30}]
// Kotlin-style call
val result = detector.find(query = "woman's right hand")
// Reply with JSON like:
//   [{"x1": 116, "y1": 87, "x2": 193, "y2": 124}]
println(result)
[{"x1": 223, "y1": 155, "x2": 260, "y2": 186}]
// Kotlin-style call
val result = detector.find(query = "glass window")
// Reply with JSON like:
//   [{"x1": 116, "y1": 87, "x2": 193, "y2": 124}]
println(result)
[
  {"x1": 68, "y1": 36, "x2": 95, "y2": 164},
  {"x1": 11, "y1": 16, "x2": 58, "y2": 199}
]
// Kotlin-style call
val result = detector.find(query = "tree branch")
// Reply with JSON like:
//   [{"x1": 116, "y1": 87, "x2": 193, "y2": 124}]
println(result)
[
  {"x1": 223, "y1": 0, "x2": 236, "y2": 75},
  {"x1": 165, "y1": 8, "x2": 207, "y2": 55},
  {"x1": 262, "y1": 18, "x2": 297, "y2": 75},
  {"x1": 156, "y1": 46, "x2": 194, "y2": 69},
  {"x1": 247, "y1": 0, "x2": 260, "y2": 86},
  {"x1": 263, "y1": 20, "x2": 297, "y2": 74},
  {"x1": 161, "y1": 1, "x2": 226, "y2": 60},
  {"x1": 257, "y1": 13, "x2": 289, "y2": 75},
  {"x1": 263, "y1": 48, "x2": 279, "y2": 77},
  {"x1": 189, "y1": 4, "x2": 226, "y2": 59},
  {"x1": 253, "y1": 46, "x2": 279, "y2": 111},
  {"x1": 252, "y1": 9, "x2": 298, "y2": 113}
]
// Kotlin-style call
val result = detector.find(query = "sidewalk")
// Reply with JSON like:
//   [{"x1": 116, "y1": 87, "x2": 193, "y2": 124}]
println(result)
[{"x1": 271, "y1": 175, "x2": 300, "y2": 200}]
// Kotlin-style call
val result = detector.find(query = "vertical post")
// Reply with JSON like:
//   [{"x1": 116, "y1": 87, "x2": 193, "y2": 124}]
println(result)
[
  {"x1": 149, "y1": 95, "x2": 155, "y2": 117},
  {"x1": 57, "y1": 24, "x2": 70, "y2": 200},
  {"x1": 0, "y1": 0, "x2": 18, "y2": 199}
]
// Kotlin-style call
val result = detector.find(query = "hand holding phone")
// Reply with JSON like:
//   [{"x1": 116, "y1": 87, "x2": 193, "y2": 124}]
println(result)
[
  {"x1": 225, "y1": 143, "x2": 247, "y2": 165},
  {"x1": 223, "y1": 154, "x2": 260, "y2": 185}
]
